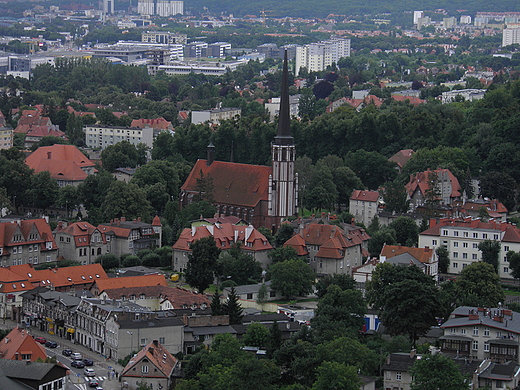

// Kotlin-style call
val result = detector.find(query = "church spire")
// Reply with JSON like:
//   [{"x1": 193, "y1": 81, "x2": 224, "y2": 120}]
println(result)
[{"x1": 275, "y1": 50, "x2": 293, "y2": 145}]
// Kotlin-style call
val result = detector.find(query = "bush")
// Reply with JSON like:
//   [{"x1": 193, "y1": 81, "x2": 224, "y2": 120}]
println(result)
[
  {"x1": 123, "y1": 255, "x2": 141, "y2": 267},
  {"x1": 221, "y1": 280, "x2": 237, "y2": 288},
  {"x1": 142, "y1": 252, "x2": 161, "y2": 267},
  {"x1": 136, "y1": 249, "x2": 153, "y2": 259}
]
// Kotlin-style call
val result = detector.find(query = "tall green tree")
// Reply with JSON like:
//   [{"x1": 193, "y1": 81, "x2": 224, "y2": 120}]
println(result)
[
  {"x1": 454, "y1": 262, "x2": 504, "y2": 307},
  {"x1": 388, "y1": 216, "x2": 419, "y2": 246},
  {"x1": 223, "y1": 286, "x2": 243, "y2": 325},
  {"x1": 217, "y1": 244, "x2": 263, "y2": 285},
  {"x1": 382, "y1": 179, "x2": 410, "y2": 214},
  {"x1": 269, "y1": 259, "x2": 315, "y2": 299},
  {"x1": 478, "y1": 240, "x2": 501, "y2": 272},
  {"x1": 312, "y1": 362, "x2": 361, "y2": 390},
  {"x1": 410, "y1": 353, "x2": 468, "y2": 390},
  {"x1": 100, "y1": 181, "x2": 153, "y2": 223},
  {"x1": 436, "y1": 246, "x2": 450, "y2": 274},
  {"x1": 26, "y1": 171, "x2": 59, "y2": 209},
  {"x1": 507, "y1": 250, "x2": 520, "y2": 280},
  {"x1": 345, "y1": 149, "x2": 397, "y2": 190},
  {"x1": 185, "y1": 236, "x2": 220, "y2": 293}
]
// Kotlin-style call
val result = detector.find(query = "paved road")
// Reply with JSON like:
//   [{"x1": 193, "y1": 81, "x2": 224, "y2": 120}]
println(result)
[{"x1": 0, "y1": 320, "x2": 124, "y2": 390}]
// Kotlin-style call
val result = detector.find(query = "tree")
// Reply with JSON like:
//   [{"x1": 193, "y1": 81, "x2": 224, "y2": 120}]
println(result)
[
  {"x1": 268, "y1": 246, "x2": 299, "y2": 264},
  {"x1": 26, "y1": 171, "x2": 59, "y2": 210},
  {"x1": 141, "y1": 252, "x2": 161, "y2": 267},
  {"x1": 478, "y1": 240, "x2": 501, "y2": 272},
  {"x1": 435, "y1": 246, "x2": 450, "y2": 274},
  {"x1": 194, "y1": 170, "x2": 214, "y2": 203},
  {"x1": 345, "y1": 150, "x2": 397, "y2": 190},
  {"x1": 77, "y1": 170, "x2": 114, "y2": 210},
  {"x1": 367, "y1": 227, "x2": 397, "y2": 257},
  {"x1": 274, "y1": 223, "x2": 295, "y2": 247},
  {"x1": 217, "y1": 244, "x2": 263, "y2": 285},
  {"x1": 479, "y1": 172, "x2": 516, "y2": 211},
  {"x1": 223, "y1": 286, "x2": 243, "y2": 325},
  {"x1": 96, "y1": 253, "x2": 119, "y2": 271},
  {"x1": 57, "y1": 185, "x2": 78, "y2": 218},
  {"x1": 366, "y1": 263, "x2": 442, "y2": 345},
  {"x1": 410, "y1": 353, "x2": 468, "y2": 390},
  {"x1": 507, "y1": 251, "x2": 520, "y2": 280},
  {"x1": 101, "y1": 141, "x2": 147, "y2": 172},
  {"x1": 269, "y1": 259, "x2": 315, "y2": 299},
  {"x1": 210, "y1": 290, "x2": 224, "y2": 315},
  {"x1": 256, "y1": 283, "x2": 268, "y2": 308},
  {"x1": 100, "y1": 181, "x2": 153, "y2": 223},
  {"x1": 316, "y1": 337, "x2": 379, "y2": 376},
  {"x1": 122, "y1": 255, "x2": 141, "y2": 267},
  {"x1": 315, "y1": 274, "x2": 356, "y2": 299},
  {"x1": 388, "y1": 216, "x2": 419, "y2": 246},
  {"x1": 382, "y1": 180, "x2": 410, "y2": 214},
  {"x1": 312, "y1": 362, "x2": 360, "y2": 390},
  {"x1": 243, "y1": 322, "x2": 269, "y2": 348},
  {"x1": 423, "y1": 171, "x2": 441, "y2": 217},
  {"x1": 454, "y1": 262, "x2": 504, "y2": 307},
  {"x1": 185, "y1": 236, "x2": 220, "y2": 293}
]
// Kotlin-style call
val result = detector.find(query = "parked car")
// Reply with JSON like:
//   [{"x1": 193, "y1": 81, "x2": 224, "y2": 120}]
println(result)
[
  {"x1": 88, "y1": 379, "x2": 99, "y2": 387},
  {"x1": 83, "y1": 358, "x2": 94, "y2": 366},
  {"x1": 71, "y1": 360, "x2": 85, "y2": 368},
  {"x1": 84, "y1": 368, "x2": 96, "y2": 377},
  {"x1": 34, "y1": 336, "x2": 46, "y2": 344},
  {"x1": 62, "y1": 349, "x2": 73, "y2": 356},
  {"x1": 71, "y1": 352, "x2": 82, "y2": 360},
  {"x1": 45, "y1": 340, "x2": 58, "y2": 348}
]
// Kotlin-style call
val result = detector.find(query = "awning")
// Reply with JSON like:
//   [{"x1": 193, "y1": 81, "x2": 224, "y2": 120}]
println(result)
[
  {"x1": 45, "y1": 317, "x2": 53, "y2": 322},
  {"x1": 67, "y1": 328, "x2": 75, "y2": 333}
]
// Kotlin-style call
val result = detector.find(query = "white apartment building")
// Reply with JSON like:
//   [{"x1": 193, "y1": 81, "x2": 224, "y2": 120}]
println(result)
[
  {"x1": 441, "y1": 88, "x2": 486, "y2": 104},
  {"x1": 156, "y1": 0, "x2": 183, "y2": 17},
  {"x1": 295, "y1": 37, "x2": 350, "y2": 75},
  {"x1": 137, "y1": 0, "x2": 154, "y2": 15},
  {"x1": 418, "y1": 218, "x2": 520, "y2": 279},
  {"x1": 141, "y1": 31, "x2": 187, "y2": 45},
  {"x1": 413, "y1": 11, "x2": 424, "y2": 25},
  {"x1": 84, "y1": 125, "x2": 154, "y2": 150},
  {"x1": 0, "y1": 127, "x2": 13, "y2": 149},
  {"x1": 191, "y1": 107, "x2": 241, "y2": 125},
  {"x1": 460, "y1": 15, "x2": 472, "y2": 24},
  {"x1": 503, "y1": 28, "x2": 520, "y2": 47},
  {"x1": 349, "y1": 190, "x2": 381, "y2": 227}
]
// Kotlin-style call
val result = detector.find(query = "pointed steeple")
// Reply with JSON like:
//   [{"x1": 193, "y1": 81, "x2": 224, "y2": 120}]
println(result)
[{"x1": 275, "y1": 50, "x2": 293, "y2": 145}]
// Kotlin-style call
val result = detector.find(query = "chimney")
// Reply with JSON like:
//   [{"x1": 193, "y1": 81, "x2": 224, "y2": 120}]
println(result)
[
  {"x1": 47, "y1": 151, "x2": 51, "y2": 159},
  {"x1": 410, "y1": 349, "x2": 416, "y2": 358},
  {"x1": 207, "y1": 142, "x2": 215, "y2": 166},
  {"x1": 148, "y1": 347, "x2": 154, "y2": 355},
  {"x1": 153, "y1": 339, "x2": 159, "y2": 347}
]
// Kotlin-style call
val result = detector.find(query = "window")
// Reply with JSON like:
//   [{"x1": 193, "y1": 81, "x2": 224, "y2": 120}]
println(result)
[
  {"x1": 141, "y1": 338, "x2": 147, "y2": 345},
  {"x1": 497, "y1": 332, "x2": 502, "y2": 338},
  {"x1": 453, "y1": 242, "x2": 459, "y2": 247},
  {"x1": 484, "y1": 328, "x2": 490, "y2": 336},
  {"x1": 453, "y1": 252, "x2": 459, "y2": 258},
  {"x1": 472, "y1": 254, "x2": 477, "y2": 260},
  {"x1": 473, "y1": 327, "x2": 479, "y2": 335},
  {"x1": 142, "y1": 365, "x2": 149, "y2": 374},
  {"x1": 450, "y1": 328, "x2": 456, "y2": 334},
  {"x1": 270, "y1": 291, "x2": 276, "y2": 298},
  {"x1": 473, "y1": 233, "x2": 478, "y2": 238},
  {"x1": 494, "y1": 234, "x2": 499, "y2": 240},
  {"x1": 505, "y1": 246, "x2": 510, "y2": 252},
  {"x1": 473, "y1": 340, "x2": 478, "y2": 351},
  {"x1": 432, "y1": 240, "x2": 437, "y2": 245},
  {"x1": 483, "y1": 234, "x2": 488, "y2": 239},
  {"x1": 463, "y1": 253, "x2": 468, "y2": 259},
  {"x1": 473, "y1": 243, "x2": 478, "y2": 248},
  {"x1": 463, "y1": 232, "x2": 468, "y2": 237},
  {"x1": 504, "y1": 267, "x2": 509, "y2": 273},
  {"x1": 454, "y1": 231, "x2": 459, "y2": 237},
  {"x1": 484, "y1": 342, "x2": 489, "y2": 352},
  {"x1": 460, "y1": 328, "x2": 466, "y2": 335},
  {"x1": 463, "y1": 242, "x2": 468, "y2": 248},
  {"x1": 21, "y1": 353, "x2": 31, "y2": 360},
  {"x1": 453, "y1": 262, "x2": 458, "y2": 269},
  {"x1": 159, "y1": 337, "x2": 165, "y2": 344},
  {"x1": 247, "y1": 293, "x2": 253, "y2": 300},
  {"x1": 396, "y1": 372, "x2": 402, "y2": 381},
  {"x1": 442, "y1": 230, "x2": 448, "y2": 236}
]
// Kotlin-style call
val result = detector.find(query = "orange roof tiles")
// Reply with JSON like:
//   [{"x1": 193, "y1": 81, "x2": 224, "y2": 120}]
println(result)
[
  {"x1": 93, "y1": 274, "x2": 167, "y2": 293},
  {"x1": 406, "y1": 169, "x2": 461, "y2": 199},
  {"x1": 350, "y1": 190, "x2": 380, "y2": 202},
  {"x1": 102, "y1": 285, "x2": 210, "y2": 308},
  {"x1": 381, "y1": 244, "x2": 434, "y2": 264},
  {"x1": 130, "y1": 117, "x2": 172, "y2": 130},
  {"x1": 0, "y1": 327, "x2": 47, "y2": 361},
  {"x1": 181, "y1": 160, "x2": 271, "y2": 208},
  {"x1": 388, "y1": 149, "x2": 415, "y2": 169},
  {"x1": 0, "y1": 218, "x2": 58, "y2": 260},
  {"x1": 122, "y1": 340, "x2": 177, "y2": 378},
  {"x1": 173, "y1": 223, "x2": 272, "y2": 252}
]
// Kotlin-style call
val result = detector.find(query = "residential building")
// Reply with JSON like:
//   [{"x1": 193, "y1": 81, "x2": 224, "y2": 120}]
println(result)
[
  {"x1": 413, "y1": 11, "x2": 424, "y2": 24},
  {"x1": 222, "y1": 281, "x2": 281, "y2": 302},
  {"x1": 90, "y1": 273, "x2": 167, "y2": 297},
  {"x1": 191, "y1": 107, "x2": 242, "y2": 125},
  {"x1": 121, "y1": 339, "x2": 181, "y2": 390},
  {"x1": 0, "y1": 359, "x2": 67, "y2": 390},
  {"x1": 451, "y1": 198, "x2": 508, "y2": 222},
  {"x1": 130, "y1": 117, "x2": 173, "y2": 132},
  {"x1": 25, "y1": 144, "x2": 96, "y2": 187},
  {"x1": 207, "y1": 42, "x2": 231, "y2": 58},
  {"x1": 141, "y1": 31, "x2": 187, "y2": 45},
  {"x1": 182, "y1": 314, "x2": 236, "y2": 354},
  {"x1": 112, "y1": 167, "x2": 136, "y2": 183},
  {"x1": 0, "y1": 218, "x2": 59, "y2": 268},
  {"x1": 0, "y1": 326, "x2": 47, "y2": 361},
  {"x1": 155, "y1": 0, "x2": 183, "y2": 16},
  {"x1": 284, "y1": 223, "x2": 367, "y2": 276},
  {"x1": 441, "y1": 89, "x2": 486, "y2": 103},
  {"x1": 382, "y1": 351, "x2": 419, "y2": 390},
  {"x1": 503, "y1": 28, "x2": 520, "y2": 47},
  {"x1": 172, "y1": 222, "x2": 273, "y2": 271},
  {"x1": 474, "y1": 360, "x2": 520, "y2": 390},
  {"x1": 54, "y1": 221, "x2": 109, "y2": 265},
  {"x1": 98, "y1": 285, "x2": 210, "y2": 311},
  {"x1": 349, "y1": 190, "x2": 382, "y2": 227},
  {"x1": 185, "y1": 41, "x2": 208, "y2": 58},
  {"x1": 265, "y1": 94, "x2": 301, "y2": 121},
  {"x1": 0, "y1": 126, "x2": 13, "y2": 149},
  {"x1": 406, "y1": 169, "x2": 462, "y2": 210},
  {"x1": 380, "y1": 244, "x2": 438, "y2": 278},
  {"x1": 97, "y1": 216, "x2": 162, "y2": 258},
  {"x1": 257, "y1": 43, "x2": 278, "y2": 58},
  {"x1": 419, "y1": 217, "x2": 520, "y2": 279},
  {"x1": 84, "y1": 124, "x2": 154, "y2": 151},
  {"x1": 23, "y1": 125, "x2": 67, "y2": 149},
  {"x1": 295, "y1": 37, "x2": 350, "y2": 75},
  {"x1": 388, "y1": 149, "x2": 415, "y2": 172},
  {"x1": 137, "y1": 0, "x2": 154, "y2": 15},
  {"x1": 440, "y1": 306, "x2": 520, "y2": 364}
]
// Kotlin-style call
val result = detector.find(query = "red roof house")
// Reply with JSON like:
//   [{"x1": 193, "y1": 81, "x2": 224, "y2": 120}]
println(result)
[{"x1": 0, "y1": 326, "x2": 47, "y2": 361}]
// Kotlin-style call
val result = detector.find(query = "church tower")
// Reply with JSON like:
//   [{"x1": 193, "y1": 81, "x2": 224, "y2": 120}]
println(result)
[{"x1": 268, "y1": 50, "x2": 298, "y2": 225}]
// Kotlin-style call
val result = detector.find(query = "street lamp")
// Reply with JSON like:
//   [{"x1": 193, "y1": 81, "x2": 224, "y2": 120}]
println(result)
[{"x1": 127, "y1": 331, "x2": 133, "y2": 355}]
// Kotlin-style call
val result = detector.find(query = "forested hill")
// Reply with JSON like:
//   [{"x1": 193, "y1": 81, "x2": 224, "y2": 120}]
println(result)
[{"x1": 185, "y1": 0, "x2": 519, "y2": 18}]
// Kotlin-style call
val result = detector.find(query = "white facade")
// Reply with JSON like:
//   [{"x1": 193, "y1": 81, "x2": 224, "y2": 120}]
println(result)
[
  {"x1": 460, "y1": 15, "x2": 472, "y2": 24},
  {"x1": 84, "y1": 125, "x2": 154, "y2": 150},
  {"x1": 265, "y1": 95, "x2": 301, "y2": 121},
  {"x1": 0, "y1": 127, "x2": 13, "y2": 150},
  {"x1": 441, "y1": 89, "x2": 486, "y2": 103},
  {"x1": 156, "y1": 0, "x2": 183, "y2": 16},
  {"x1": 137, "y1": 0, "x2": 154, "y2": 15},
  {"x1": 295, "y1": 38, "x2": 350, "y2": 75},
  {"x1": 503, "y1": 28, "x2": 520, "y2": 47},
  {"x1": 413, "y1": 11, "x2": 424, "y2": 24}
]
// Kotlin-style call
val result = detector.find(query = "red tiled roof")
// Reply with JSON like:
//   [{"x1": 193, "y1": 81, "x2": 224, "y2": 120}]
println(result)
[
  {"x1": 181, "y1": 160, "x2": 272, "y2": 208},
  {"x1": 25, "y1": 126, "x2": 67, "y2": 140},
  {"x1": 0, "y1": 327, "x2": 47, "y2": 361},
  {"x1": 101, "y1": 285, "x2": 210, "y2": 308},
  {"x1": 130, "y1": 117, "x2": 172, "y2": 130},
  {"x1": 15, "y1": 117, "x2": 52, "y2": 134},
  {"x1": 284, "y1": 234, "x2": 309, "y2": 256},
  {"x1": 350, "y1": 190, "x2": 380, "y2": 202},
  {"x1": 405, "y1": 169, "x2": 461, "y2": 199},
  {"x1": 122, "y1": 340, "x2": 177, "y2": 378},
  {"x1": 380, "y1": 244, "x2": 434, "y2": 264},
  {"x1": 173, "y1": 223, "x2": 272, "y2": 252},
  {"x1": 55, "y1": 221, "x2": 106, "y2": 247},
  {"x1": 388, "y1": 149, "x2": 415, "y2": 169},
  {"x1": 93, "y1": 274, "x2": 167, "y2": 293},
  {"x1": 391, "y1": 95, "x2": 426, "y2": 106}
]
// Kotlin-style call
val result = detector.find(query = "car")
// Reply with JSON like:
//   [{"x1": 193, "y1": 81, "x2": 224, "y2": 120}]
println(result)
[
  {"x1": 34, "y1": 336, "x2": 46, "y2": 344},
  {"x1": 45, "y1": 340, "x2": 58, "y2": 348},
  {"x1": 62, "y1": 349, "x2": 73, "y2": 356},
  {"x1": 88, "y1": 379, "x2": 99, "y2": 387},
  {"x1": 84, "y1": 368, "x2": 96, "y2": 377},
  {"x1": 83, "y1": 358, "x2": 94, "y2": 366},
  {"x1": 71, "y1": 352, "x2": 82, "y2": 360},
  {"x1": 71, "y1": 360, "x2": 85, "y2": 368}
]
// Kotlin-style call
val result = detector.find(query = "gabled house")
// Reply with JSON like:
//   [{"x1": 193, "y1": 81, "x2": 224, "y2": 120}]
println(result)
[
  {"x1": 130, "y1": 117, "x2": 173, "y2": 131},
  {"x1": 406, "y1": 168, "x2": 462, "y2": 210},
  {"x1": 452, "y1": 198, "x2": 508, "y2": 222},
  {"x1": 388, "y1": 149, "x2": 415, "y2": 172},
  {"x1": 172, "y1": 222, "x2": 273, "y2": 271},
  {"x1": 23, "y1": 125, "x2": 67, "y2": 149},
  {"x1": 474, "y1": 359, "x2": 520, "y2": 390},
  {"x1": 0, "y1": 359, "x2": 68, "y2": 390},
  {"x1": 382, "y1": 351, "x2": 420, "y2": 390},
  {"x1": 284, "y1": 223, "x2": 367, "y2": 276},
  {"x1": 182, "y1": 314, "x2": 236, "y2": 354},
  {"x1": 97, "y1": 216, "x2": 162, "y2": 257},
  {"x1": 121, "y1": 339, "x2": 180, "y2": 390},
  {"x1": 25, "y1": 144, "x2": 96, "y2": 187},
  {"x1": 349, "y1": 190, "x2": 382, "y2": 226},
  {"x1": 90, "y1": 274, "x2": 167, "y2": 296},
  {"x1": 0, "y1": 218, "x2": 59, "y2": 268},
  {"x1": 54, "y1": 221, "x2": 109, "y2": 265},
  {"x1": 0, "y1": 326, "x2": 47, "y2": 361},
  {"x1": 380, "y1": 244, "x2": 438, "y2": 278}
]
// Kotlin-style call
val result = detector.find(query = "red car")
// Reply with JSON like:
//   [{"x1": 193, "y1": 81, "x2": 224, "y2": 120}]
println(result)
[{"x1": 34, "y1": 336, "x2": 46, "y2": 344}]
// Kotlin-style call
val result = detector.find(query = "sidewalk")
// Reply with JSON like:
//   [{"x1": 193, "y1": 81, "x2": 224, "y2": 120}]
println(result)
[{"x1": 0, "y1": 320, "x2": 125, "y2": 390}]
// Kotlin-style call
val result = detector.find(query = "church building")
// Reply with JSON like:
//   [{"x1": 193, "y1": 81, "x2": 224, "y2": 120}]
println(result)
[{"x1": 179, "y1": 51, "x2": 298, "y2": 229}]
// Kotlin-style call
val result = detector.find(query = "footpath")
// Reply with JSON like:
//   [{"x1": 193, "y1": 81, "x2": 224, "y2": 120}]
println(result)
[{"x1": 0, "y1": 319, "x2": 125, "y2": 390}]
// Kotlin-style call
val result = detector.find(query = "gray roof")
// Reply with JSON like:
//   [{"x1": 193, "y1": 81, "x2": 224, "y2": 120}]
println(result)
[
  {"x1": 479, "y1": 361, "x2": 519, "y2": 380},
  {"x1": 385, "y1": 253, "x2": 425, "y2": 269},
  {"x1": 117, "y1": 317, "x2": 184, "y2": 329},
  {"x1": 442, "y1": 306, "x2": 520, "y2": 335},
  {"x1": 242, "y1": 313, "x2": 289, "y2": 324},
  {"x1": 382, "y1": 352, "x2": 418, "y2": 372},
  {"x1": 224, "y1": 281, "x2": 272, "y2": 295},
  {"x1": 188, "y1": 325, "x2": 237, "y2": 336},
  {"x1": 0, "y1": 359, "x2": 65, "y2": 380}
]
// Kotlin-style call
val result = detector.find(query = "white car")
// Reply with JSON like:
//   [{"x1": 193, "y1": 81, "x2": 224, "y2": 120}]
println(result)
[
  {"x1": 72, "y1": 352, "x2": 82, "y2": 360},
  {"x1": 84, "y1": 368, "x2": 96, "y2": 377}
]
